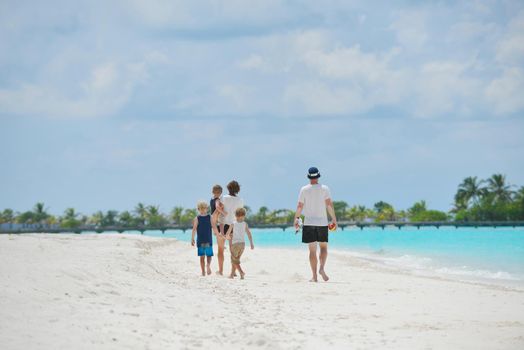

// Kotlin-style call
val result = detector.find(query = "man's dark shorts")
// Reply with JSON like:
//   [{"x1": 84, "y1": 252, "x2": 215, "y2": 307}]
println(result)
[{"x1": 302, "y1": 225, "x2": 329, "y2": 243}]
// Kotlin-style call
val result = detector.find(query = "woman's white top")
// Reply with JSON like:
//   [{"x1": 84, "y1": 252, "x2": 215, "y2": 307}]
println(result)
[
  {"x1": 231, "y1": 221, "x2": 247, "y2": 244},
  {"x1": 222, "y1": 195, "x2": 244, "y2": 225}
]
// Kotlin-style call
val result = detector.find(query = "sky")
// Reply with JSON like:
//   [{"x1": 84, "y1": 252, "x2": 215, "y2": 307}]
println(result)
[{"x1": 1, "y1": 0, "x2": 524, "y2": 216}]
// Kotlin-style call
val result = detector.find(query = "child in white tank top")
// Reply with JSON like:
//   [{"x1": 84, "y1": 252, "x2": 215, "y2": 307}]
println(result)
[{"x1": 225, "y1": 207, "x2": 254, "y2": 279}]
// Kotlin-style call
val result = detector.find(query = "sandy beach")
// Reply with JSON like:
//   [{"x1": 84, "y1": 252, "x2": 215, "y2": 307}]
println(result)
[{"x1": 1, "y1": 234, "x2": 523, "y2": 350}]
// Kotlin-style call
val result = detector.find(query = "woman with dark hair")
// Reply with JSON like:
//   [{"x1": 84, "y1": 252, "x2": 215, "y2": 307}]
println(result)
[{"x1": 216, "y1": 180, "x2": 244, "y2": 275}]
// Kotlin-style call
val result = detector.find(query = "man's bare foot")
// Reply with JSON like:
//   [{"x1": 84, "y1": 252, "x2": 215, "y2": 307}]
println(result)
[
  {"x1": 216, "y1": 270, "x2": 223, "y2": 276},
  {"x1": 309, "y1": 277, "x2": 318, "y2": 282},
  {"x1": 207, "y1": 266, "x2": 212, "y2": 275},
  {"x1": 201, "y1": 272, "x2": 206, "y2": 276},
  {"x1": 228, "y1": 274, "x2": 235, "y2": 279},
  {"x1": 319, "y1": 269, "x2": 329, "y2": 281}
]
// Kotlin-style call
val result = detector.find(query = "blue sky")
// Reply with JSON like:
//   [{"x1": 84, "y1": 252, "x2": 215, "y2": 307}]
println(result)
[{"x1": 1, "y1": 0, "x2": 524, "y2": 215}]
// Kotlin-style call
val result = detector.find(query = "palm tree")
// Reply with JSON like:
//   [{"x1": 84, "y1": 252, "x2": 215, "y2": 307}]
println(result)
[
  {"x1": 89, "y1": 211, "x2": 104, "y2": 227},
  {"x1": 180, "y1": 209, "x2": 198, "y2": 225},
  {"x1": 515, "y1": 186, "x2": 524, "y2": 203},
  {"x1": 486, "y1": 174, "x2": 514, "y2": 203},
  {"x1": 408, "y1": 200, "x2": 427, "y2": 218},
  {"x1": 61, "y1": 208, "x2": 81, "y2": 228},
  {"x1": 118, "y1": 211, "x2": 134, "y2": 227},
  {"x1": 356, "y1": 205, "x2": 367, "y2": 222},
  {"x1": 170, "y1": 206, "x2": 184, "y2": 224},
  {"x1": 374, "y1": 201, "x2": 393, "y2": 213},
  {"x1": 134, "y1": 203, "x2": 147, "y2": 225},
  {"x1": 0, "y1": 209, "x2": 15, "y2": 224},
  {"x1": 146, "y1": 205, "x2": 167, "y2": 226},
  {"x1": 103, "y1": 210, "x2": 119, "y2": 227},
  {"x1": 333, "y1": 201, "x2": 348, "y2": 221},
  {"x1": 255, "y1": 206, "x2": 269, "y2": 224},
  {"x1": 455, "y1": 176, "x2": 485, "y2": 207},
  {"x1": 32, "y1": 202, "x2": 49, "y2": 224}
]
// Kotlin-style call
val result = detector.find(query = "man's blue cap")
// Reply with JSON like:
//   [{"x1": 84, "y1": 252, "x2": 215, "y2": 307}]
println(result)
[{"x1": 307, "y1": 167, "x2": 321, "y2": 179}]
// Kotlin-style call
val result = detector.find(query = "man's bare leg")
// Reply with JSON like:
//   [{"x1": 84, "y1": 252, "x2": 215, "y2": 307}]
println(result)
[
  {"x1": 199, "y1": 256, "x2": 205, "y2": 276},
  {"x1": 216, "y1": 236, "x2": 225, "y2": 275},
  {"x1": 308, "y1": 242, "x2": 318, "y2": 282},
  {"x1": 319, "y1": 242, "x2": 329, "y2": 281},
  {"x1": 206, "y1": 256, "x2": 212, "y2": 275}
]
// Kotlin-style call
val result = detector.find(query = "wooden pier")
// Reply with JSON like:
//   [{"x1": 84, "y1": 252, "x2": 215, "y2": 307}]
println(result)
[{"x1": 1, "y1": 221, "x2": 524, "y2": 234}]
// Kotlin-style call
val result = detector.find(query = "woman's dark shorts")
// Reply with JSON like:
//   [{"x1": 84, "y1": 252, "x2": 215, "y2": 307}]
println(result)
[{"x1": 302, "y1": 225, "x2": 329, "y2": 243}]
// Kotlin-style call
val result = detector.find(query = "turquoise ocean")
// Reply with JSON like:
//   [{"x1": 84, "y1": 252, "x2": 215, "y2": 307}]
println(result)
[{"x1": 86, "y1": 226, "x2": 524, "y2": 286}]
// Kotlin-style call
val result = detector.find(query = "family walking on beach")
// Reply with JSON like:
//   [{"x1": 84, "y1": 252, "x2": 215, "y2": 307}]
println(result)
[{"x1": 191, "y1": 167, "x2": 337, "y2": 282}]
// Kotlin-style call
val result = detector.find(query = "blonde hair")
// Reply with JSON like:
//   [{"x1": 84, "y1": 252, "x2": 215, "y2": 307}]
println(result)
[
  {"x1": 197, "y1": 201, "x2": 209, "y2": 211},
  {"x1": 235, "y1": 207, "x2": 246, "y2": 217}
]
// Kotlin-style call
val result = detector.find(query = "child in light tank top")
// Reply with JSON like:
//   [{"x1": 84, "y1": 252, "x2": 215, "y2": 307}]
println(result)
[{"x1": 225, "y1": 207, "x2": 254, "y2": 279}]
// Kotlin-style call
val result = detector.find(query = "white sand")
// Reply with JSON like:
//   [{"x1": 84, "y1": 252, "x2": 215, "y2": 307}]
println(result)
[{"x1": 1, "y1": 234, "x2": 523, "y2": 350}]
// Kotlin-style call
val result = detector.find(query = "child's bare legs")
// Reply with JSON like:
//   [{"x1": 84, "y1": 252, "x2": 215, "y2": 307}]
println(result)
[
  {"x1": 308, "y1": 243, "x2": 318, "y2": 282},
  {"x1": 206, "y1": 256, "x2": 212, "y2": 275},
  {"x1": 216, "y1": 236, "x2": 225, "y2": 275},
  {"x1": 229, "y1": 264, "x2": 236, "y2": 278},
  {"x1": 229, "y1": 263, "x2": 244, "y2": 279},
  {"x1": 199, "y1": 256, "x2": 206, "y2": 276},
  {"x1": 237, "y1": 264, "x2": 245, "y2": 279},
  {"x1": 228, "y1": 239, "x2": 237, "y2": 276}
]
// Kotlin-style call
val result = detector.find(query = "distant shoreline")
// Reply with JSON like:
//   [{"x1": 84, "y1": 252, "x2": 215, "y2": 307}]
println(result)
[{"x1": 2, "y1": 220, "x2": 524, "y2": 234}]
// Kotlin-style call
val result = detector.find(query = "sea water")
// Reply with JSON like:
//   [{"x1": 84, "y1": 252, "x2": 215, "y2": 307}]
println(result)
[{"x1": 86, "y1": 226, "x2": 524, "y2": 286}]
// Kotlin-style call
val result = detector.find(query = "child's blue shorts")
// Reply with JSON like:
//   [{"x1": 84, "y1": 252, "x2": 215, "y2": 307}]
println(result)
[{"x1": 197, "y1": 244, "x2": 213, "y2": 257}]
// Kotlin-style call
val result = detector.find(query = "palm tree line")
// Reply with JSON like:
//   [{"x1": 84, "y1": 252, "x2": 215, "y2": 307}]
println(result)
[{"x1": 1, "y1": 174, "x2": 523, "y2": 229}]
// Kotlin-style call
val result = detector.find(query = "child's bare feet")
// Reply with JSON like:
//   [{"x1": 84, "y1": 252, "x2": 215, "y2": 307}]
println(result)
[
  {"x1": 228, "y1": 274, "x2": 235, "y2": 279},
  {"x1": 309, "y1": 277, "x2": 318, "y2": 282},
  {"x1": 319, "y1": 269, "x2": 329, "y2": 281},
  {"x1": 216, "y1": 270, "x2": 223, "y2": 276},
  {"x1": 240, "y1": 272, "x2": 245, "y2": 280},
  {"x1": 207, "y1": 265, "x2": 212, "y2": 275}
]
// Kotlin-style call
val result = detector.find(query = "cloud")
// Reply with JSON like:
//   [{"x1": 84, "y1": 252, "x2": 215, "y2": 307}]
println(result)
[
  {"x1": 1, "y1": 1, "x2": 524, "y2": 122},
  {"x1": 123, "y1": 0, "x2": 301, "y2": 36},
  {"x1": 390, "y1": 9, "x2": 428, "y2": 51},
  {"x1": 412, "y1": 61, "x2": 482, "y2": 118},
  {"x1": 495, "y1": 11, "x2": 524, "y2": 65},
  {"x1": 485, "y1": 67, "x2": 524, "y2": 115},
  {"x1": 238, "y1": 54, "x2": 265, "y2": 70},
  {"x1": 0, "y1": 56, "x2": 157, "y2": 119}
]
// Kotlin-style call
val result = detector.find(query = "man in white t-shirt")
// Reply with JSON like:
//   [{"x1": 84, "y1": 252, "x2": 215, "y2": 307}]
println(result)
[{"x1": 294, "y1": 167, "x2": 337, "y2": 282}]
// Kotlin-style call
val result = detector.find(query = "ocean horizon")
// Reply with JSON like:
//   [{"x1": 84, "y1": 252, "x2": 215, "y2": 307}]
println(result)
[{"x1": 80, "y1": 226, "x2": 524, "y2": 287}]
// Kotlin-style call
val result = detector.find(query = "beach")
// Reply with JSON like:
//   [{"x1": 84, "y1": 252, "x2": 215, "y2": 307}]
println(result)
[{"x1": 1, "y1": 234, "x2": 523, "y2": 350}]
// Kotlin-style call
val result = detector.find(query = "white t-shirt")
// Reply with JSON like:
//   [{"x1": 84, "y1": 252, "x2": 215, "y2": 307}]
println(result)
[
  {"x1": 231, "y1": 221, "x2": 247, "y2": 244},
  {"x1": 298, "y1": 184, "x2": 331, "y2": 226},
  {"x1": 222, "y1": 195, "x2": 244, "y2": 225}
]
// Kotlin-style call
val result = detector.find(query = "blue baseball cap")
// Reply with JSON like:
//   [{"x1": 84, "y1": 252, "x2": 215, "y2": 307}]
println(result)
[{"x1": 307, "y1": 167, "x2": 321, "y2": 179}]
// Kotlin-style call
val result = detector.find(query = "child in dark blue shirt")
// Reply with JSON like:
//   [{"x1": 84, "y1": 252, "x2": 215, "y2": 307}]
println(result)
[{"x1": 191, "y1": 201, "x2": 218, "y2": 276}]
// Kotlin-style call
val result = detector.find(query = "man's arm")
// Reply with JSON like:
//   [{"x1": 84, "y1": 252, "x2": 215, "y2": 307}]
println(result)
[
  {"x1": 191, "y1": 217, "x2": 198, "y2": 246},
  {"x1": 294, "y1": 202, "x2": 304, "y2": 229},
  {"x1": 325, "y1": 198, "x2": 337, "y2": 227}
]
